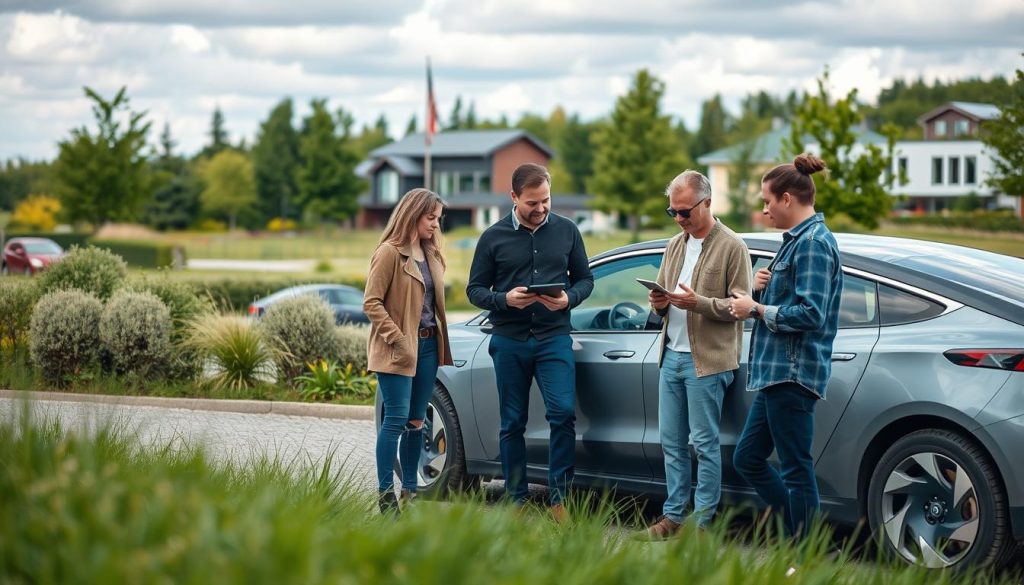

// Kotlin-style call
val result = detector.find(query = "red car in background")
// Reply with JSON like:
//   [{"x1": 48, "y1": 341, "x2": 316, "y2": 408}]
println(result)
[{"x1": 1, "y1": 237, "x2": 65, "y2": 275}]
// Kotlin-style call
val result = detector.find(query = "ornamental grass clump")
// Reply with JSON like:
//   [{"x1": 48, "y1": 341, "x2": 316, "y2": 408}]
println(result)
[
  {"x1": 37, "y1": 245, "x2": 127, "y2": 300},
  {"x1": 0, "y1": 278, "x2": 40, "y2": 348},
  {"x1": 29, "y1": 289, "x2": 103, "y2": 383},
  {"x1": 186, "y1": 315, "x2": 275, "y2": 391},
  {"x1": 260, "y1": 294, "x2": 336, "y2": 382},
  {"x1": 99, "y1": 290, "x2": 172, "y2": 376}
]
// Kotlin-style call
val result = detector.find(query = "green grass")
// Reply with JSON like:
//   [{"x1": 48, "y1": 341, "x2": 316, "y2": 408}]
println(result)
[
  {"x1": 874, "y1": 224, "x2": 1024, "y2": 257},
  {"x1": 1, "y1": 411, "x2": 1016, "y2": 584}
]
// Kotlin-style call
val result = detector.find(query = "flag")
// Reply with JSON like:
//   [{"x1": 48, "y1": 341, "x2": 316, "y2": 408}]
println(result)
[{"x1": 426, "y1": 58, "x2": 439, "y2": 145}]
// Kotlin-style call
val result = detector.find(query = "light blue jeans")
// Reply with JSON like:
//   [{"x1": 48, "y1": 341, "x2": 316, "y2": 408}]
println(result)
[{"x1": 659, "y1": 349, "x2": 734, "y2": 525}]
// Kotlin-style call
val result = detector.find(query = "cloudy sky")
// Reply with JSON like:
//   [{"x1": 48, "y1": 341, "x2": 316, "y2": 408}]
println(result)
[{"x1": 1, "y1": 0, "x2": 1022, "y2": 160}]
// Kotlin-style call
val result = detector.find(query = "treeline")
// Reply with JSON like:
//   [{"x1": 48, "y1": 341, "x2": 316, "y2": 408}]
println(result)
[{"x1": 0, "y1": 74, "x2": 1016, "y2": 233}]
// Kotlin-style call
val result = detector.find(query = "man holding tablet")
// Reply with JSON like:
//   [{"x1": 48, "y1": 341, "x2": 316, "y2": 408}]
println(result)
[
  {"x1": 642, "y1": 170, "x2": 751, "y2": 539},
  {"x1": 466, "y1": 163, "x2": 594, "y2": 521}
]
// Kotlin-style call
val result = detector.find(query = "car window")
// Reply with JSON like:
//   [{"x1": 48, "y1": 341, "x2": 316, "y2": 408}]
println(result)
[
  {"x1": 747, "y1": 255, "x2": 878, "y2": 329},
  {"x1": 338, "y1": 290, "x2": 363, "y2": 305},
  {"x1": 572, "y1": 253, "x2": 662, "y2": 332},
  {"x1": 878, "y1": 284, "x2": 945, "y2": 326},
  {"x1": 24, "y1": 241, "x2": 62, "y2": 254}
]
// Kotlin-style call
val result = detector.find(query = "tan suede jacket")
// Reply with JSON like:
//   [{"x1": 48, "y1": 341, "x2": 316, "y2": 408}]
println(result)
[
  {"x1": 363, "y1": 242, "x2": 454, "y2": 376},
  {"x1": 654, "y1": 220, "x2": 752, "y2": 376}
]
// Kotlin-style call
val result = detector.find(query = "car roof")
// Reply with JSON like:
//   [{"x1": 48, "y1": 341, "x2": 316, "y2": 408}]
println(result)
[
  {"x1": 7, "y1": 237, "x2": 59, "y2": 244},
  {"x1": 254, "y1": 283, "x2": 362, "y2": 305}
]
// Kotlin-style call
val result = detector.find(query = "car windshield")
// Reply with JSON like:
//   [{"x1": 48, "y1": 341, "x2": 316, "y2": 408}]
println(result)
[
  {"x1": 890, "y1": 247, "x2": 1024, "y2": 310},
  {"x1": 23, "y1": 241, "x2": 62, "y2": 254}
]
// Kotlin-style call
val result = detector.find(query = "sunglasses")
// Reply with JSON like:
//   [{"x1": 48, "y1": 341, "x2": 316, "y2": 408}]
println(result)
[{"x1": 665, "y1": 198, "x2": 707, "y2": 219}]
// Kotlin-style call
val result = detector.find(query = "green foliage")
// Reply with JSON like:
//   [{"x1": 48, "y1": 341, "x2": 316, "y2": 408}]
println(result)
[
  {"x1": 260, "y1": 294, "x2": 337, "y2": 382},
  {"x1": 202, "y1": 106, "x2": 230, "y2": 158},
  {"x1": 560, "y1": 114, "x2": 598, "y2": 193},
  {"x1": 252, "y1": 98, "x2": 301, "y2": 222},
  {"x1": 53, "y1": 86, "x2": 152, "y2": 226},
  {"x1": 0, "y1": 157, "x2": 55, "y2": 212},
  {"x1": 867, "y1": 75, "x2": 1015, "y2": 137},
  {"x1": 187, "y1": 315, "x2": 276, "y2": 391},
  {"x1": 2, "y1": 232, "x2": 90, "y2": 249},
  {"x1": 37, "y1": 245, "x2": 127, "y2": 300},
  {"x1": 589, "y1": 69, "x2": 691, "y2": 240},
  {"x1": 129, "y1": 273, "x2": 210, "y2": 338},
  {"x1": 29, "y1": 289, "x2": 103, "y2": 383},
  {"x1": 296, "y1": 359, "x2": 376, "y2": 401},
  {"x1": 99, "y1": 290, "x2": 172, "y2": 376},
  {"x1": 982, "y1": 64, "x2": 1024, "y2": 197},
  {"x1": 0, "y1": 278, "x2": 40, "y2": 347},
  {"x1": 330, "y1": 324, "x2": 370, "y2": 372},
  {"x1": 889, "y1": 210, "x2": 1024, "y2": 232},
  {"x1": 314, "y1": 258, "x2": 333, "y2": 273},
  {"x1": 199, "y1": 150, "x2": 257, "y2": 231},
  {"x1": 90, "y1": 239, "x2": 182, "y2": 268},
  {"x1": 146, "y1": 175, "x2": 201, "y2": 231},
  {"x1": 296, "y1": 99, "x2": 364, "y2": 223},
  {"x1": 786, "y1": 69, "x2": 899, "y2": 230},
  {"x1": 693, "y1": 94, "x2": 731, "y2": 163}
]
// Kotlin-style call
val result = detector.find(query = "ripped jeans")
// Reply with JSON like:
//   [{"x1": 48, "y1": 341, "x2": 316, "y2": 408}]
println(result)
[{"x1": 375, "y1": 336, "x2": 438, "y2": 494}]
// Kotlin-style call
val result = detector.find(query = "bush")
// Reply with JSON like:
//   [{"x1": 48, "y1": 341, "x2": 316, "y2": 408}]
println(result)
[
  {"x1": 193, "y1": 276, "x2": 366, "y2": 314},
  {"x1": 260, "y1": 295, "x2": 337, "y2": 382},
  {"x1": 88, "y1": 239, "x2": 184, "y2": 268},
  {"x1": 330, "y1": 324, "x2": 369, "y2": 372},
  {"x1": 99, "y1": 290, "x2": 172, "y2": 376},
  {"x1": 29, "y1": 290, "x2": 103, "y2": 384},
  {"x1": 128, "y1": 273, "x2": 211, "y2": 341},
  {"x1": 0, "y1": 278, "x2": 41, "y2": 348},
  {"x1": 37, "y1": 245, "x2": 127, "y2": 300},
  {"x1": 296, "y1": 360, "x2": 375, "y2": 401},
  {"x1": 186, "y1": 315, "x2": 275, "y2": 391}
]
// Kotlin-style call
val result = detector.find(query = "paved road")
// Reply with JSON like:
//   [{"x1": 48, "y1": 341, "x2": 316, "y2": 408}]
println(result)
[{"x1": 0, "y1": 397, "x2": 379, "y2": 489}]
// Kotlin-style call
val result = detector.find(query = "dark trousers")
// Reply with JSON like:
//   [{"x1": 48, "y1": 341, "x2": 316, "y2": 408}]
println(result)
[
  {"x1": 488, "y1": 333, "x2": 576, "y2": 505},
  {"x1": 733, "y1": 382, "x2": 819, "y2": 540}
]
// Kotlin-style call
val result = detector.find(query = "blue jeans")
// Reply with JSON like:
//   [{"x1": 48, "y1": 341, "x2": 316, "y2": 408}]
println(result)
[
  {"x1": 375, "y1": 336, "x2": 438, "y2": 493},
  {"x1": 489, "y1": 333, "x2": 575, "y2": 505},
  {"x1": 733, "y1": 382, "x2": 819, "y2": 540},
  {"x1": 659, "y1": 350, "x2": 732, "y2": 525}
]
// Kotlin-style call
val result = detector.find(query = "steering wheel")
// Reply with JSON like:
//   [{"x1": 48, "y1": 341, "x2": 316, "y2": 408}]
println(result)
[{"x1": 609, "y1": 301, "x2": 645, "y2": 330}]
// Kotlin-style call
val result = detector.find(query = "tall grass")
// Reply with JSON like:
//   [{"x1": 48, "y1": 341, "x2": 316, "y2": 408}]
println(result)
[
  {"x1": 0, "y1": 410, "x2": 1016, "y2": 584},
  {"x1": 186, "y1": 315, "x2": 277, "y2": 392}
]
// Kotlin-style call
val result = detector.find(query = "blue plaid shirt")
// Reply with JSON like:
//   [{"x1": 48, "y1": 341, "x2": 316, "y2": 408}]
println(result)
[{"x1": 747, "y1": 213, "x2": 843, "y2": 399}]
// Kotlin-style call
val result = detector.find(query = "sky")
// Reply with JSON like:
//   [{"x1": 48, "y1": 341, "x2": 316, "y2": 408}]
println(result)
[{"x1": 1, "y1": 0, "x2": 1022, "y2": 161}]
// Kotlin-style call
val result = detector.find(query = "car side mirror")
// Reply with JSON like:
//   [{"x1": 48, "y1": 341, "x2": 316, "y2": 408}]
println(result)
[{"x1": 480, "y1": 324, "x2": 493, "y2": 334}]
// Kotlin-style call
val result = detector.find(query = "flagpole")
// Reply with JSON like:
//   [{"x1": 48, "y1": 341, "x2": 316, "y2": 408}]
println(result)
[
  {"x1": 425, "y1": 135, "x2": 432, "y2": 192},
  {"x1": 425, "y1": 56, "x2": 434, "y2": 192}
]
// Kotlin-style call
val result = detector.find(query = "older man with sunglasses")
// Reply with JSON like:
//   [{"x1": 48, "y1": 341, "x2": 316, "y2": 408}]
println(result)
[{"x1": 641, "y1": 170, "x2": 752, "y2": 539}]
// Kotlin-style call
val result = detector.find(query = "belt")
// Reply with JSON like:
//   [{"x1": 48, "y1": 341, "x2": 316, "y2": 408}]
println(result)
[{"x1": 418, "y1": 327, "x2": 436, "y2": 338}]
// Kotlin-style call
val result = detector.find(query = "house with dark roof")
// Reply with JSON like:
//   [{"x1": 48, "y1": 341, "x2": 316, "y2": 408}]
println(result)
[{"x1": 354, "y1": 129, "x2": 615, "y2": 231}]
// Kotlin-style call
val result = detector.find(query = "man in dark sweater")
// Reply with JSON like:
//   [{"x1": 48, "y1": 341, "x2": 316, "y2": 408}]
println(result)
[{"x1": 466, "y1": 163, "x2": 594, "y2": 520}]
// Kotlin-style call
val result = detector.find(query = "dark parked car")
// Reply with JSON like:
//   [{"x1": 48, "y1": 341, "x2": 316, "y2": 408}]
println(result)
[
  {"x1": 377, "y1": 233, "x2": 1024, "y2": 570},
  {"x1": 249, "y1": 284, "x2": 369, "y2": 325},
  {"x1": 1, "y1": 237, "x2": 64, "y2": 276}
]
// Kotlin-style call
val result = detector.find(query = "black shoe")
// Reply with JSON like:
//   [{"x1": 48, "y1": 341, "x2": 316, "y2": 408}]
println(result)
[{"x1": 378, "y1": 491, "x2": 400, "y2": 516}]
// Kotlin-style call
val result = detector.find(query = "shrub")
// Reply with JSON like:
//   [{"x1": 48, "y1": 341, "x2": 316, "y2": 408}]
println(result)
[
  {"x1": 89, "y1": 239, "x2": 183, "y2": 268},
  {"x1": 29, "y1": 290, "x2": 103, "y2": 384},
  {"x1": 186, "y1": 315, "x2": 275, "y2": 391},
  {"x1": 192, "y1": 276, "x2": 366, "y2": 314},
  {"x1": 297, "y1": 360, "x2": 375, "y2": 401},
  {"x1": 37, "y1": 245, "x2": 127, "y2": 300},
  {"x1": 314, "y1": 259, "x2": 333, "y2": 273},
  {"x1": 330, "y1": 324, "x2": 369, "y2": 372},
  {"x1": 0, "y1": 278, "x2": 41, "y2": 348},
  {"x1": 260, "y1": 295, "x2": 336, "y2": 382},
  {"x1": 128, "y1": 273, "x2": 211, "y2": 341},
  {"x1": 99, "y1": 290, "x2": 172, "y2": 376}
]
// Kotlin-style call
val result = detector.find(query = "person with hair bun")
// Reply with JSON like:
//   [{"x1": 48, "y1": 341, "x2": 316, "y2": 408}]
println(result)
[{"x1": 727, "y1": 153, "x2": 844, "y2": 543}]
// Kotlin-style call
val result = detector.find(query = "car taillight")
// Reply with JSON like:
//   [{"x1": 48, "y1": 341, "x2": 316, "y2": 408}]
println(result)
[
  {"x1": 943, "y1": 349, "x2": 1024, "y2": 372},
  {"x1": 248, "y1": 305, "x2": 258, "y2": 315}
]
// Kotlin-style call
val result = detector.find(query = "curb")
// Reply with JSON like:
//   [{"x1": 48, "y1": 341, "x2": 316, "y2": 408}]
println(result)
[{"x1": 0, "y1": 390, "x2": 375, "y2": 421}]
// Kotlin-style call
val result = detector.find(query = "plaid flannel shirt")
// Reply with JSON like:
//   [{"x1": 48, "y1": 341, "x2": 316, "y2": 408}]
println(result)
[{"x1": 747, "y1": 213, "x2": 843, "y2": 399}]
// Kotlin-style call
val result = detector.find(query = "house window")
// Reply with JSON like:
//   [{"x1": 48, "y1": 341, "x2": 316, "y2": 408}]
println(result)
[
  {"x1": 435, "y1": 172, "x2": 454, "y2": 196},
  {"x1": 478, "y1": 173, "x2": 492, "y2": 192},
  {"x1": 378, "y1": 170, "x2": 399, "y2": 203},
  {"x1": 931, "y1": 157, "x2": 943, "y2": 184},
  {"x1": 459, "y1": 173, "x2": 475, "y2": 193},
  {"x1": 965, "y1": 156, "x2": 977, "y2": 185},
  {"x1": 898, "y1": 157, "x2": 908, "y2": 180},
  {"x1": 954, "y1": 119, "x2": 970, "y2": 136},
  {"x1": 948, "y1": 157, "x2": 960, "y2": 185},
  {"x1": 933, "y1": 120, "x2": 947, "y2": 137}
]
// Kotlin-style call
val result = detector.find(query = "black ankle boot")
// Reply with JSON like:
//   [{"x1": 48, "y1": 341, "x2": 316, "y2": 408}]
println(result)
[{"x1": 378, "y1": 491, "x2": 400, "y2": 516}]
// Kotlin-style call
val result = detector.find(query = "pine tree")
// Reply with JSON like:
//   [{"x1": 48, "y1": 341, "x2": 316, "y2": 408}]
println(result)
[
  {"x1": 252, "y1": 99, "x2": 300, "y2": 222},
  {"x1": 296, "y1": 99, "x2": 364, "y2": 223}
]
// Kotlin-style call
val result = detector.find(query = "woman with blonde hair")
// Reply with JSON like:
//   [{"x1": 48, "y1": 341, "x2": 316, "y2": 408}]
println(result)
[{"x1": 364, "y1": 188, "x2": 454, "y2": 515}]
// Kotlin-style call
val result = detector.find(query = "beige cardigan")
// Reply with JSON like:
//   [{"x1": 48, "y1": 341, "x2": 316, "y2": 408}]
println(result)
[
  {"x1": 363, "y1": 242, "x2": 454, "y2": 376},
  {"x1": 654, "y1": 220, "x2": 752, "y2": 377}
]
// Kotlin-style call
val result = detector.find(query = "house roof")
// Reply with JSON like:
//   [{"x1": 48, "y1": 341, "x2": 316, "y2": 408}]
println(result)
[
  {"x1": 357, "y1": 193, "x2": 594, "y2": 211},
  {"x1": 917, "y1": 101, "x2": 1001, "y2": 125},
  {"x1": 369, "y1": 129, "x2": 554, "y2": 159},
  {"x1": 697, "y1": 124, "x2": 888, "y2": 166}
]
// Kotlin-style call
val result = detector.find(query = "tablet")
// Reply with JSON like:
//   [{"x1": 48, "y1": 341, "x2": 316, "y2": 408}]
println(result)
[
  {"x1": 636, "y1": 278, "x2": 670, "y2": 294},
  {"x1": 526, "y1": 283, "x2": 565, "y2": 296}
]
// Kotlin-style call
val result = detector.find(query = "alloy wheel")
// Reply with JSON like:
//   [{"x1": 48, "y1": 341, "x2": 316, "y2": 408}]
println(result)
[{"x1": 398, "y1": 401, "x2": 449, "y2": 489}]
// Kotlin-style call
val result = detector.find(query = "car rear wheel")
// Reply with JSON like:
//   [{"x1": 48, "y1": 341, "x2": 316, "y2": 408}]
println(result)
[
  {"x1": 395, "y1": 383, "x2": 477, "y2": 499},
  {"x1": 0, "y1": 263, "x2": 7, "y2": 276},
  {"x1": 23, "y1": 266, "x2": 32, "y2": 276},
  {"x1": 867, "y1": 429, "x2": 1015, "y2": 570}
]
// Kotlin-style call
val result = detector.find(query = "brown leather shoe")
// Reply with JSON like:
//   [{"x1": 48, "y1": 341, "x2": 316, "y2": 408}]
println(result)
[
  {"x1": 549, "y1": 503, "x2": 569, "y2": 524},
  {"x1": 642, "y1": 516, "x2": 681, "y2": 540}
]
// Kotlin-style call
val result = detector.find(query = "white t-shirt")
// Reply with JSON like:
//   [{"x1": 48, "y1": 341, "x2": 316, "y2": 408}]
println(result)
[{"x1": 666, "y1": 235, "x2": 704, "y2": 353}]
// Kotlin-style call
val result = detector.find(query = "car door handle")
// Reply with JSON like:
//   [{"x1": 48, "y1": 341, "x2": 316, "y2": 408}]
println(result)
[
  {"x1": 831, "y1": 352, "x2": 856, "y2": 362},
  {"x1": 603, "y1": 350, "x2": 635, "y2": 360}
]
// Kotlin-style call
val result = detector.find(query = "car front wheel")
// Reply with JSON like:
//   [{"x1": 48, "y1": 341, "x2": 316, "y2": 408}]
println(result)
[
  {"x1": 867, "y1": 429, "x2": 1015, "y2": 570},
  {"x1": 395, "y1": 383, "x2": 477, "y2": 499}
]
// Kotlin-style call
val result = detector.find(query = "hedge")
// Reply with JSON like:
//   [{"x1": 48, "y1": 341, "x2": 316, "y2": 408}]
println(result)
[
  {"x1": 2, "y1": 233, "x2": 183, "y2": 268},
  {"x1": 888, "y1": 211, "x2": 1024, "y2": 233},
  {"x1": 2, "y1": 232, "x2": 90, "y2": 249}
]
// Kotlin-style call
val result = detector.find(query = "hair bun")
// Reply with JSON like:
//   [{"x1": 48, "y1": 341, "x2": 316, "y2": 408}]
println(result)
[{"x1": 793, "y1": 153, "x2": 826, "y2": 176}]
